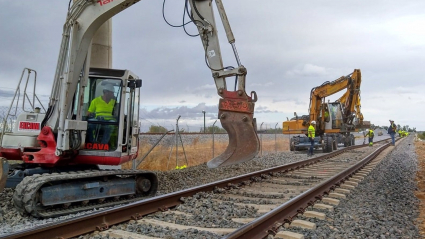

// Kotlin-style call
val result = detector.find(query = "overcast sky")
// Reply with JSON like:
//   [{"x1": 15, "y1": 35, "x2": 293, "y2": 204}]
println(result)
[{"x1": 1, "y1": 1, "x2": 424, "y2": 132}]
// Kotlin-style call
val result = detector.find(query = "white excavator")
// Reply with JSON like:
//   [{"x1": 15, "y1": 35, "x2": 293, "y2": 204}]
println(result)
[{"x1": 0, "y1": 0, "x2": 259, "y2": 218}]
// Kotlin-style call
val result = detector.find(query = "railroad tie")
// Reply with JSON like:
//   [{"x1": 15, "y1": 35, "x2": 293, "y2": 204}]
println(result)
[
  {"x1": 233, "y1": 202, "x2": 278, "y2": 214},
  {"x1": 303, "y1": 210, "x2": 326, "y2": 220},
  {"x1": 284, "y1": 219, "x2": 316, "y2": 230},
  {"x1": 275, "y1": 230, "x2": 305, "y2": 239},
  {"x1": 348, "y1": 178, "x2": 361, "y2": 183},
  {"x1": 313, "y1": 203, "x2": 334, "y2": 211},
  {"x1": 321, "y1": 197, "x2": 340, "y2": 205},
  {"x1": 137, "y1": 218, "x2": 236, "y2": 235},
  {"x1": 100, "y1": 229, "x2": 161, "y2": 239},
  {"x1": 351, "y1": 175, "x2": 364, "y2": 181},
  {"x1": 334, "y1": 188, "x2": 350, "y2": 194},
  {"x1": 340, "y1": 184, "x2": 355, "y2": 189},
  {"x1": 344, "y1": 180, "x2": 358, "y2": 186},
  {"x1": 329, "y1": 192, "x2": 346, "y2": 199},
  {"x1": 231, "y1": 218, "x2": 254, "y2": 223}
]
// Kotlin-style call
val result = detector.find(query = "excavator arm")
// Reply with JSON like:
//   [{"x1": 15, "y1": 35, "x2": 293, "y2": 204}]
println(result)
[
  {"x1": 40, "y1": 0, "x2": 258, "y2": 166},
  {"x1": 309, "y1": 73, "x2": 354, "y2": 123},
  {"x1": 283, "y1": 69, "x2": 365, "y2": 135},
  {"x1": 188, "y1": 0, "x2": 259, "y2": 168},
  {"x1": 309, "y1": 69, "x2": 367, "y2": 128},
  {"x1": 337, "y1": 69, "x2": 364, "y2": 126}
]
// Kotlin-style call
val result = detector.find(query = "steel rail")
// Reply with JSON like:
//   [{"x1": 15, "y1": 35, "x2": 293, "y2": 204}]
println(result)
[
  {"x1": 2, "y1": 138, "x2": 393, "y2": 239},
  {"x1": 223, "y1": 139, "x2": 397, "y2": 239}
]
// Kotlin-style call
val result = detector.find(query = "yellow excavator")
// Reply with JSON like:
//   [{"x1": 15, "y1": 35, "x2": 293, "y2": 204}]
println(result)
[{"x1": 283, "y1": 69, "x2": 370, "y2": 152}]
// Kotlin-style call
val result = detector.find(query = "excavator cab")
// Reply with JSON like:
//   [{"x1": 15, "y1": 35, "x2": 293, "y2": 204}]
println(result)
[
  {"x1": 83, "y1": 78, "x2": 121, "y2": 151},
  {"x1": 328, "y1": 102, "x2": 344, "y2": 129},
  {"x1": 71, "y1": 68, "x2": 142, "y2": 164}
]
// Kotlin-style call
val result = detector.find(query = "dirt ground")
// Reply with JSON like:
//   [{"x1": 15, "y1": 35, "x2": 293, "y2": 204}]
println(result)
[{"x1": 415, "y1": 140, "x2": 425, "y2": 236}]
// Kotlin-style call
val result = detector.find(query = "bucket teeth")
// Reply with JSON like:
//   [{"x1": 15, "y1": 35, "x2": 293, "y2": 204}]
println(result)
[{"x1": 207, "y1": 111, "x2": 259, "y2": 168}]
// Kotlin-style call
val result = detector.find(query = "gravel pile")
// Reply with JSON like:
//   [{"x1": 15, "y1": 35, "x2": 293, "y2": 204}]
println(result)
[{"x1": 284, "y1": 136, "x2": 420, "y2": 238}]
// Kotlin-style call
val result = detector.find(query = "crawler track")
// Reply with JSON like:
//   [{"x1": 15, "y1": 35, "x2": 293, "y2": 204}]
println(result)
[
  {"x1": 13, "y1": 169, "x2": 157, "y2": 218},
  {"x1": 2, "y1": 138, "x2": 398, "y2": 239}
]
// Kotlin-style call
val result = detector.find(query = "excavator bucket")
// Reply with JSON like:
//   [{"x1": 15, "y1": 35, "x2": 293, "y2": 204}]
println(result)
[
  {"x1": 207, "y1": 95, "x2": 260, "y2": 168},
  {"x1": 0, "y1": 158, "x2": 9, "y2": 191}
]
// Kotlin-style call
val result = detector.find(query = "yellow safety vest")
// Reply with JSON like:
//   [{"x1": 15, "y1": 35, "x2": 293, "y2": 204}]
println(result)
[
  {"x1": 88, "y1": 96, "x2": 116, "y2": 119},
  {"x1": 308, "y1": 125, "x2": 315, "y2": 138},
  {"x1": 324, "y1": 111, "x2": 329, "y2": 118}
]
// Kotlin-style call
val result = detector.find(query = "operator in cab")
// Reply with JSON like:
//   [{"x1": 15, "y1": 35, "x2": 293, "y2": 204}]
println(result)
[
  {"x1": 308, "y1": 121, "x2": 316, "y2": 156},
  {"x1": 86, "y1": 84, "x2": 116, "y2": 145}
]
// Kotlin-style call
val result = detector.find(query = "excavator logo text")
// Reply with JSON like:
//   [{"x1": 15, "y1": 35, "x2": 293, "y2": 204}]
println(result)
[
  {"x1": 97, "y1": 0, "x2": 113, "y2": 6},
  {"x1": 84, "y1": 143, "x2": 109, "y2": 151},
  {"x1": 18, "y1": 121, "x2": 40, "y2": 132}
]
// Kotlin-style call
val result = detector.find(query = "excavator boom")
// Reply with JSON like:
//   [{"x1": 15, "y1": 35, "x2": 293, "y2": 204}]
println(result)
[
  {"x1": 40, "y1": 0, "x2": 258, "y2": 167},
  {"x1": 283, "y1": 69, "x2": 367, "y2": 153},
  {"x1": 283, "y1": 69, "x2": 367, "y2": 135},
  {"x1": 188, "y1": 0, "x2": 260, "y2": 167}
]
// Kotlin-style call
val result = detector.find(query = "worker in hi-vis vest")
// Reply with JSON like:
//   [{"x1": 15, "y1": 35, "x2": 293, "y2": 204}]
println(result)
[
  {"x1": 364, "y1": 129, "x2": 374, "y2": 146},
  {"x1": 308, "y1": 121, "x2": 316, "y2": 156}
]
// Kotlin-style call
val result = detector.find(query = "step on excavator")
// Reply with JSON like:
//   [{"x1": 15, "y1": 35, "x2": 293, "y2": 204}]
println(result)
[
  {"x1": 283, "y1": 69, "x2": 370, "y2": 152},
  {"x1": 0, "y1": 0, "x2": 259, "y2": 218}
]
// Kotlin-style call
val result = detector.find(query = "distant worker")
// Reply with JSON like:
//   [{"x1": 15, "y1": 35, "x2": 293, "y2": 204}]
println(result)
[
  {"x1": 308, "y1": 121, "x2": 316, "y2": 156},
  {"x1": 388, "y1": 119, "x2": 397, "y2": 146},
  {"x1": 398, "y1": 130, "x2": 402, "y2": 137},
  {"x1": 364, "y1": 129, "x2": 374, "y2": 146},
  {"x1": 87, "y1": 84, "x2": 116, "y2": 144}
]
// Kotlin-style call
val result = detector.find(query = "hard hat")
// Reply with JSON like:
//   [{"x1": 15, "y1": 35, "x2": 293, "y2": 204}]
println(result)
[
  {"x1": 103, "y1": 84, "x2": 115, "y2": 92},
  {"x1": 311, "y1": 120, "x2": 316, "y2": 124},
  {"x1": 389, "y1": 119, "x2": 394, "y2": 122},
  {"x1": 365, "y1": 129, "x2": 369, "y2": 132}
]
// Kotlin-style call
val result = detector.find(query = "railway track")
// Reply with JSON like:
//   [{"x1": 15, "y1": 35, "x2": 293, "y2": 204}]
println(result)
[{"x1": 2, "y1": 138, "x2": 399, "y2": 239}]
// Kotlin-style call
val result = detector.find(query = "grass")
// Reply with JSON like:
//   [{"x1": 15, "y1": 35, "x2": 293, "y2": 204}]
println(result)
[{"x1": 123, "y1": 137, "x2": 289, "y2": 171}]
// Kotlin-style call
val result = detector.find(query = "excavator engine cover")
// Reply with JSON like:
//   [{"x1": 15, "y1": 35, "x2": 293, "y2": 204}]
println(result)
[
  {"x1": 207, "y1": 95, "x2": 260, "y2": 168},
  {"x1": 0, "y1": 158, "x2": 9, "y2": 191}
]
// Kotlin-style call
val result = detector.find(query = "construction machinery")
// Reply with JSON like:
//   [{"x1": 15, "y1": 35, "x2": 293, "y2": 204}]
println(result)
[
  {"x1": 283, "y1": 69, "x2": 370, "y2": 152},
  {"x1": 0, "y1": 0, "x2": 259, "y2": 218}
]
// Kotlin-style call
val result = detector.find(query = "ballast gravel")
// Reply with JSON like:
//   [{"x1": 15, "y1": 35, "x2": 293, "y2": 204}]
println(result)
[
  {"x1": 284, "y1": 136, "x2": 420, "y2": 239},
  {"x1": 1, "y1": 135, "x2": 421, "y2": 239}
]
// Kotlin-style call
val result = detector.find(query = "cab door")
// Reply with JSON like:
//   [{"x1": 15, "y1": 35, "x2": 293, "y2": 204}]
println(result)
[{"x1": 122, "y1": 79, "x2": 141, "y2": 157}]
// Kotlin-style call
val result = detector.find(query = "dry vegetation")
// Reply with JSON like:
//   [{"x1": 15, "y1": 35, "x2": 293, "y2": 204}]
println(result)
[
  {"x1": 123, "y1": 136, "x2": 289, "y2": 171},
  {"x1": 415, "y1": 140, "x2": 425, "y2": 236}
]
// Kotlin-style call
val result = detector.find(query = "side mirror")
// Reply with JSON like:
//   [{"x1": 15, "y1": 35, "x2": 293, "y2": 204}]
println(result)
[{"x1": 128, "y1": 79, "x2": 142, "y2": 89}]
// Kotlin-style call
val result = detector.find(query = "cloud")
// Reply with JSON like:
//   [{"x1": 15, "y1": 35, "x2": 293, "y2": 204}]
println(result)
[
  {"x1": 192, "y1": 84, "x2": 216, "y2": 91},
  {"x1": 285, "y1": 64, "x2": 328, "y2": 77},
  {"x1": 140, "y1": 103, "x2": 218, "y2": 120},
  {"x1": 249, "y1": 82, "x2": 274, "y2": 87},
  {"x1": 1, "y1": 1, "x2": 425, "y2": 130}
]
